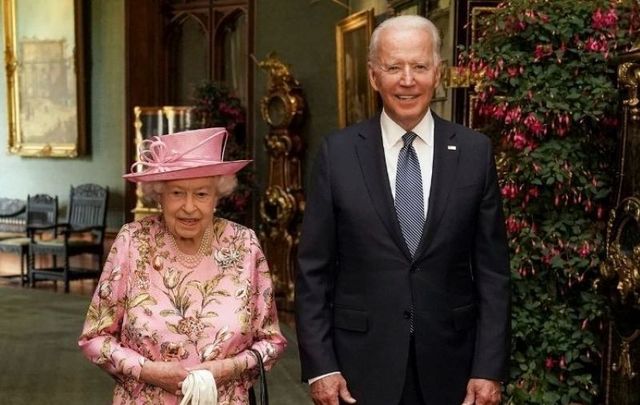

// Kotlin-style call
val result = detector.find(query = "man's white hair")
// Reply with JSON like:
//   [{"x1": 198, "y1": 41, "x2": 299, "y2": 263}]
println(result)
[{"x1": 368, "y1": 15, "x2": 442, "y2": 64}]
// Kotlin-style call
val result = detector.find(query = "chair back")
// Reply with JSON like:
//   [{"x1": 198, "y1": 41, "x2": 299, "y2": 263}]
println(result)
[
  {"x1": 27, "y1": 194, "x2": 58, "y2": 231},
  {"x1": 0, "y1": 198, "x2": 26, "y2": 234},
  {"x1": 67, "y1": 184, "x2": 109, "y2": 243}
]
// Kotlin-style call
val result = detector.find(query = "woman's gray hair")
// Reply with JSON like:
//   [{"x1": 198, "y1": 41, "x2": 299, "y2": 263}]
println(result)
[
  {"x1": 141, "y1": 175, "x2": 238, "y2": 204},
  {"x1": 368, "y1": 15, "x2": 442, "y2": 64}
]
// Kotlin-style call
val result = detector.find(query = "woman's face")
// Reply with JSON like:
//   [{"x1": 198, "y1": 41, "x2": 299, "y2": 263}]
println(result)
[{"x1": 160, "y1": 177, "x2": 218, "y2": 244}]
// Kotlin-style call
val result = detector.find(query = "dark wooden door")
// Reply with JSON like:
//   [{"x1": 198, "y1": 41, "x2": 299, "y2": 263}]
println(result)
[{"x1": 123, "y1": 0, "x2": 253, "y2": 221}]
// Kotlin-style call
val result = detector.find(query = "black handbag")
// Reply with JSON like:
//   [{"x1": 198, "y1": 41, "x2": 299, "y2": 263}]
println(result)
[{"x1": 248, "y1": 348, "x2": 268, "y2": 405}]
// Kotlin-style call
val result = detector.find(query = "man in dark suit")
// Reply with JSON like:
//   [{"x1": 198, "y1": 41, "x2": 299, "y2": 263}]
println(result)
[{"x1": 295, "y1": 15, "x2": 510, "y2": 405}]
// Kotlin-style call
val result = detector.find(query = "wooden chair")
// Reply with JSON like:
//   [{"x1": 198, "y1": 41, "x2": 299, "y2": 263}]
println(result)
[
  {"x1": 0, "y1": 195, "x2": 58, "y2": 285},
  {"x1": 0, "y1": 198, "x2": 26, "y2": 240},
  {"x1": 29, "y1": 184, "x2": 109, "y2": 293}
]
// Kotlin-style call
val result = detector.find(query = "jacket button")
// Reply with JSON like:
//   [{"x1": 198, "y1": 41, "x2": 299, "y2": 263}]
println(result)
[{"x1": 403, "y1": 310, "x2": 411, "y2": 319}]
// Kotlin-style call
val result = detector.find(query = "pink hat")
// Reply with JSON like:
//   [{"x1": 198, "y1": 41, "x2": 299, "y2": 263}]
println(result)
[{"x1": 123, "y1": 127, "x2": 251, "y2": 183}]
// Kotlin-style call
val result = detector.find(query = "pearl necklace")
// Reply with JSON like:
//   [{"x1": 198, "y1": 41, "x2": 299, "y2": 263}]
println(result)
[{"x1": 166, "y1": 225, "x2": 213, "y2": 269}]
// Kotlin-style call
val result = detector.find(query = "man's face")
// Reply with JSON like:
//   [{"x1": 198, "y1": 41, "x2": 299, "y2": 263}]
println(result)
[{"x1": 368, "y1": 27, "x2": 440, "y2": 131}]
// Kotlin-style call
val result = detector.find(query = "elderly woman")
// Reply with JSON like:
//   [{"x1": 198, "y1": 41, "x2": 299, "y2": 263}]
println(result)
[{"x1": 78, "y1": 128, "x2": 286, "y2": 404}]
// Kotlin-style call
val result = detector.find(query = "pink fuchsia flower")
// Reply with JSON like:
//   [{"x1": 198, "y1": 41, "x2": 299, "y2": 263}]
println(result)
[
  {"x1": 592, "y1": 8, "x2": 618, "y2": 31},
  {"x1": 505, "y1": 215, "x2": 522, "y2": 234},
  {"x1": 507, "y1": 65, "x2": 523, "y2": 77},
  {"x1": 504, "y1": 15, "x2": 525, "y2": 32},
  {"x1": 559, "y1": 356, "x2": 567, "y2": 369},
  {"x1": 501, "y1": 182, "x2": 519, "y2": 199},
  {"x1": 492, "y1": 103, "x2": 508, "y2": 120},
  {"x1": 512, "y1": 131, "x2": 528, "y2": 150},
  {"x1": 581, "y1": 319, "x2": 589, "y2": 330},
  {"x1": 504, "y1": 106, "x2": 522, "y2": 125},
  {"x1": 532, "y1": 162, "x2": 541, "y2": 173},
  {"x1": 552, "y1": 114, "x2": 571, "y2": 137},
  {"x1": 585, "y1": 36, "x2": 609, "y2": 53},
  {"x1": 484, "y1": 66, "x2": 499, "y2": 80},
  {"x1": 584, "y1": 198, "x2": 594, "y2": 213},
  {"x1": 232, "y1": 193, "x2": 249, "y2": 211},
  {"x1": 545, "y1": 356, "x2": 555, "y2": 370},
  {"x1": 542, "y1": 247, "x2": 559, "y2": 265},
  {"x1": 476, "y1": 103, "x2": 491, "y2": 117},
  {"x1": 534, "y1": 44, "x2": 553, "y2": 61},
  {"x1": 478, "y1": 103, "x2": 495, "y2": 118},
  {"x1": 468, "y1": 59, "x2": 486, "y2": 75},
  {"x1": 578, "y1": 242, "x2": 591, "y2": 258},
  {"x1": 523, "y1": 113, "x2": 546, "y2": 136}
]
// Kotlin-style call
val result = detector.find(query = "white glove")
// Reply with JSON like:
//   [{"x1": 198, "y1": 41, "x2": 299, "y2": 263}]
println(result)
[{"x1": 179, "y1": 369, "x2": 218, "y2": 405}]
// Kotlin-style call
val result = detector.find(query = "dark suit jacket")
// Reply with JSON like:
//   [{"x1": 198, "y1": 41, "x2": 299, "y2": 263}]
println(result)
[{"x1": 295, "y1": 113, "x2": 510, "y2": 405}]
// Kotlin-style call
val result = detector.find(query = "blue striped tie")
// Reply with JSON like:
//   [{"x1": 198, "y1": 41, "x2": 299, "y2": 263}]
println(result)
[{"x1": 395, "y1": 132, "x2": 424, "y2": 257}]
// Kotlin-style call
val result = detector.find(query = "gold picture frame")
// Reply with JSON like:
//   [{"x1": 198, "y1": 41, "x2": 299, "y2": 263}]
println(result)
[
  {"x1": 432, "y1": 59, "x2": 449, "y2": 102},
  {"x1": 471, "y1": 6, "x2": 497, "y2": 45},
  {"x1": 3, "y1": 0, "x2": 87, "y2": 157},
  {"x1": 389, "y1": 0, "x2": 426, "y2": 16},
  {"x1": 336, "y1": 9, "x2": 375, "y2": 128}
]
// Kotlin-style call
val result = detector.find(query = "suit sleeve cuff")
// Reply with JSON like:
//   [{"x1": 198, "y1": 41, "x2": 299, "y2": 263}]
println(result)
[{"x1": 308, "y1": 371, "x2": 341, "y2": 385}]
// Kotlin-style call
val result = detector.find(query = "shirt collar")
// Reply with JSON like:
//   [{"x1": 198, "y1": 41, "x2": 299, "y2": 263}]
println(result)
[{"x1": 380, "y1": 109, "x2": 433, "y2": 149}]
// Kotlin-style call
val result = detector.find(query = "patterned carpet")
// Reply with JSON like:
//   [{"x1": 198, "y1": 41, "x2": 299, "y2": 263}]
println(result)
[{"x1": 0, "y1": 285, "x2": 310, "y2": 404}]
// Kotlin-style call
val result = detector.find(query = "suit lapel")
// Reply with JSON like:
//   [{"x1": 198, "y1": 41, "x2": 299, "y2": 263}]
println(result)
[
  {"x1": 414, "y1": 114, "x2": 459, "y2": 259},
  {"x1": 355, "y1": 117, "x2": 412, "y2": 260}
]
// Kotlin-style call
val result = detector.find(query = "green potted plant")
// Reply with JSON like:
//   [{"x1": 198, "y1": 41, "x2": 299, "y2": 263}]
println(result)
[
  {"x1": 193, "y1": 81, "x2": 253, "y2": 225},
  {"x1": 458, "y1": 1, "x2": 639, "y2": 403}
]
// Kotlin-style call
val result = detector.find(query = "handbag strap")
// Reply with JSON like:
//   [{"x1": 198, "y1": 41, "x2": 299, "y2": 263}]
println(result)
[{"x1": 248, "y1": 348, "x2": 268, "y2": 405}]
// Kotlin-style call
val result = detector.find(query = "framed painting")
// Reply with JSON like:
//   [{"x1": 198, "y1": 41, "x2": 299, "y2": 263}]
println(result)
[
  {"x1": 3, "y1": 0, "x2": 87, "y2": 157},
  {"x1": 336, "y1": 9, "x2": 375, "y2": 128},
  {"x1": 433, "y1": 59, "x2": 449, "y2": 102},
  {"x1": 389, "y1": 0, "x2": 426, "y2": 16}
]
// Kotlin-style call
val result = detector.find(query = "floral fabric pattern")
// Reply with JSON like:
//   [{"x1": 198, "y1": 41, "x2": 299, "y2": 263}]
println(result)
[{"x1": 79, "y1": 215, "x2": 286, "y2": 405}]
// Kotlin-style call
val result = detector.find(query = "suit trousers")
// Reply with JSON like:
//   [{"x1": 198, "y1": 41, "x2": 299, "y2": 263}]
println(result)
[{"x1": 399, "y1": 336, "x2": 426, "y2": 405}]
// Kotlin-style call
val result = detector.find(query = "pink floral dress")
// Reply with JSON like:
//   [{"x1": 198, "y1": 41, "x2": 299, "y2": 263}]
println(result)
[{"x1": 78, "y1": 215, "x2": 287, "y2": 404}]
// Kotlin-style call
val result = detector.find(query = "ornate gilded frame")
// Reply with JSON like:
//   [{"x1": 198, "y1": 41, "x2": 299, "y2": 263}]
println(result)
[
  {"x1": 336, "y1": 9, "x2": 375, "y2": 128},
  {"x1": 3, "y1": 0, "x2": 87, "y2": 157},
  {"x1": 389, "y1": 0, "x2": 426, "y2": 16},
  {"x1": 600, "y1": 197, "x2": 640, "y2": 305}
]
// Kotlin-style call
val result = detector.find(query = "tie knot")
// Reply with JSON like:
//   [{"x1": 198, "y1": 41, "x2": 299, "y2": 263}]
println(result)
[{"x1": 402, "y1": 132, "x2": 418, "y2": 147}]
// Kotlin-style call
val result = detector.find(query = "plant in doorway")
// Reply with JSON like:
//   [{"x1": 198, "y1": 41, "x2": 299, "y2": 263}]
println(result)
[
  {"x1": 193, "y1": 81, "x2": 254, "y2": 225},
  {"x1": 458, "y1": 0, "x2": 639, "y2": 403}
]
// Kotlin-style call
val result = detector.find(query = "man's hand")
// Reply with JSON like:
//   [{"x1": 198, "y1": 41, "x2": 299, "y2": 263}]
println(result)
[
  {"x1": 461, "y1": 378, "x2": 501, "y2": 405},
  {"x1": 139, "y1": 360, "x2": 189, "y2": 395},
  {"x1": 310, "y1": 373, "x2": 357, "y2": 405}
]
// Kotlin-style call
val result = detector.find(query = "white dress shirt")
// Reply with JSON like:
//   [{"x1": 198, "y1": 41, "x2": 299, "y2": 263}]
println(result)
[{"x1": 309, "y1": 110, "x2": 435, "y2": 385}]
